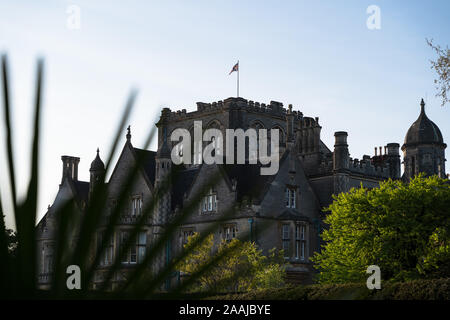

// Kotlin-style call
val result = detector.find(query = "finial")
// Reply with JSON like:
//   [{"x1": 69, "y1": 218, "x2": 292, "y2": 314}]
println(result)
[
  {"x1": 288, "y1": 104, "x2": 293, "y2": 113},
  {"x1": 96, "y1": 147, "x2": 99, "y2": 155},
  {"x1": 126, "y1": 125, "x2": 131, "y2": 141},
  {"x1": 420, "y1": 98, "x2": 425, "y2": 114}
]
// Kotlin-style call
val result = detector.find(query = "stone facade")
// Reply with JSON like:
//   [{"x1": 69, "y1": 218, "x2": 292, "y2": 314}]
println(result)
[{"x1": 35, "y1": 97, "x2": 447, "y2": 289}]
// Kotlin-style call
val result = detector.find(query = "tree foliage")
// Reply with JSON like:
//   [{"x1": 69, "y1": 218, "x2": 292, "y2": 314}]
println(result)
[
  {"x1": 177, "y1": 233, "x2": 285, "y2": 293},
  {"x1": 427, "y1": 39, "x2": 449, "y2": 106},
  {"x1": 312, "y1": 175, "x2": 450, "y2": 284}
]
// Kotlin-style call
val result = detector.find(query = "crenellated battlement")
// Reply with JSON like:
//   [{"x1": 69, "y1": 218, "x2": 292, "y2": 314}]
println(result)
[
  {"x1": 163, "y1": 97, "x2": 308, "y2": 121},
  {"x1": 348, "y1": 155, "x2": 391, "y2": 179}
]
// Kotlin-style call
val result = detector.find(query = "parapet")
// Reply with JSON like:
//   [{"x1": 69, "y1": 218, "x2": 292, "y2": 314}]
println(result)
[{"x1": 164, "y1": 97, "x2": 307, "y2": 120}]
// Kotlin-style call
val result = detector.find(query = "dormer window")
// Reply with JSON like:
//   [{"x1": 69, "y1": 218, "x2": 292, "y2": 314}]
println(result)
[
  {"x1": 285, "y1": 187, "x2": 296, "y2": 208},
  {"x1": 201, "y1": 188, "x2": 217, "y2": 213},
  {"x1": 132, "y1": 196, "x2": 142, "y2": 216}
]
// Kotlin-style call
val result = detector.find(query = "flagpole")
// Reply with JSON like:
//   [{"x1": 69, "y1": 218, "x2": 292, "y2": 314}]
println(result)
[{"x1": 237, "y1": 60, "x2": 239, "y2": 97}]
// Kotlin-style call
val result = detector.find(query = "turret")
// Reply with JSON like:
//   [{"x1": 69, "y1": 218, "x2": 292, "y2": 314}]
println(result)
[
  {"x1": 154, "y1": 108, "x2": 173, "y2": 232},
  {"x1": 402, "y1": 99, "x2": 447, "y2": 180},
  {"x1": 155, "y1": 108, "x2": 172, "y2": 189},
  {"x1": 89, "y1": 148, "x2": 105, "y2": 199},
  {"x1": 154, "y1": 108, "x2": 173, "y2": 278}
]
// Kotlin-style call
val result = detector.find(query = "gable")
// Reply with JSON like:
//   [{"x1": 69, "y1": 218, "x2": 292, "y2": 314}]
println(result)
[
  {"x1": 182, "y1": 163, "x2": 236, "y2": 216},
  {"x1": 107, "y1": 142, "x2": 154, "y2": 198},
  {"x1": 258, "y1": 151, "x2": 321, "y2": 221},
  {"x1": 36, "y1": 177, "x2": 85, "y2": 240}
]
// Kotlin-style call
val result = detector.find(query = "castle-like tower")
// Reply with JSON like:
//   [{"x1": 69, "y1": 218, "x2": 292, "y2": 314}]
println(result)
[{"x1": 402, "y1": 99, "x2": 447, "y2": 180}]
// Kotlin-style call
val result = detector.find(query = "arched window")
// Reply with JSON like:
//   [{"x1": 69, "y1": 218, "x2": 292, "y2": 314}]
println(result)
[
  {"x1": 188, "y1": 126, "x2": 202, "y2": 166},
  {"x1": 249, "y1": 121, "x2": 265, "y2": 161},
  {"x1": 206, "y1": 120, "x2": 223, "y2": 157},
  {"x1": 271, "y1": 125, "x2": 285, "y2": 146}
]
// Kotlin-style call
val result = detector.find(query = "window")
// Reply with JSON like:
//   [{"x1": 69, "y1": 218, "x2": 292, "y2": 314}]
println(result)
[
  {"x1": 132, "y1": 196, "x2": 142, "y2": 216},
  {"x1": 194, "y1": 140, "x2": 202, "y2": 165},
  {"x1": 43, "y1": 243, "x2": 54, "y2": 273},
  {"x1": 285, "y1": 188, "x2": 296, "y2": 208},
  {"x1": 210, "y1": 135, "x2": 223, "y2": 157},
  {"x1": 44, "y1": 254, "x2": 53, "y2": 273},
  {"x1": 97, "y1": 231, "x2": 114, "y2": 266},
  {"x1": 223, "y1": 225, "x2": 238, "y2": 242},
  {"x1": 282, "y1": 224, "x2": 290, "y2": 258},
  {"x1": 120, "y1": 231, "x2": 147, "y2": 264},
  {"x1": 422, "y1": 153, "x2": 432, "y2": 165},
  {"x1": 295, "y1": 224, "x2": 307, "y2": 260},
  {"x1": 137, "y1": 232, "x2": 147, "y2": 262},
  {"x1": 181, "y1": 229, "x2": 195, "y2": 246},
  {"x1": 201, "y1": 189, "x2": 217, "y2": 214},
  {"x1": 249, "y1": 122, "x2": 264, "y2": 162}
]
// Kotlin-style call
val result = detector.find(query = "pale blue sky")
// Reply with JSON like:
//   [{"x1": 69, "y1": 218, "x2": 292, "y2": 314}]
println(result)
[{"x1": 0, "y1": 0, "x2": 449, "y2": 228}]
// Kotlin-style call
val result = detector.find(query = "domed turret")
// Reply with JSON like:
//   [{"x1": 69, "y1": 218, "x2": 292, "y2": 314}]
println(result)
[
  {"x1": 403, "y1": 99, "x2": 444, "y2": 147},
  {"x1": 402, "y1": 99, "x2": 446, "y2": 180},
  {"x1": 90, "y1": 148, "x2": 105, "y2": 172}
]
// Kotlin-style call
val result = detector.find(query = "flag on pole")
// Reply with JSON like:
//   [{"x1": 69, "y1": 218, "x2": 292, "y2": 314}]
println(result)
[{"x1": 229, "y1": 62, "x2": 239, "y2": 75}]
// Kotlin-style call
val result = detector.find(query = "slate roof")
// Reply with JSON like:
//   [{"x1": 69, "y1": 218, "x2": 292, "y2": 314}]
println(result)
[
  {"x1": 130, "y1": 147, "x2": 289, "y2": 210},
  {"x1": 90, "y1": 151, "x2": 105, "y2": 171},
  {"x1": 220, "y1": 151, "x2": 289, "y2": 204},
  {"x1": 72, "y1": 180, "x2": 89, "y2": 204},
  {"x1": 133, "y1": 148, "x2": 157, "y2": 185},
  {"x1": 171, "y1": 166, "x2": 199, "y2": 210}
]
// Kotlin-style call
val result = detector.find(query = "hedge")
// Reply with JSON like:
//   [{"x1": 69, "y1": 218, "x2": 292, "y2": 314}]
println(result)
[{"x1": 205, "y1": 278, "x2": 450, "y2": 300}]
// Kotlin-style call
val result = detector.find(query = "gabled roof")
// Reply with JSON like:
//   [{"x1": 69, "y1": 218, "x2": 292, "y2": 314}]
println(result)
[
  {"x1": 220, "y1": 162, "x2": 272, "y2": 203},
  {"x1": 171, "y1": 166, "x2": 200, "y2": 210},
  {"x1": 72, "y1": 180, "x2": 89, "y2": 204},
  {"x1": 133, "y1": 148, "x2": 157, "y2": 185},
  {"x1": 219, "y1": 151, "x2": 289, "y2": 204}
]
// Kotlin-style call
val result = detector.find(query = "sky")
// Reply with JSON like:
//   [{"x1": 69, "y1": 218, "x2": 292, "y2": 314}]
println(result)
[{"x1": 0, "y1": 0, "x2": 449, "y2": 229}]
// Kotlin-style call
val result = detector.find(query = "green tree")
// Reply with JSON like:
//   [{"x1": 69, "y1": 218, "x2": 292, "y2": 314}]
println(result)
[
  {"x1": 177, "y1": 233, "x2": 285, "y2": 293},
  {"x1": 311, "y1": 175, "x2": 450, "y2": 284},
  {"x1": 427, "y1": 39, "x2": 449, "y2": 106}
]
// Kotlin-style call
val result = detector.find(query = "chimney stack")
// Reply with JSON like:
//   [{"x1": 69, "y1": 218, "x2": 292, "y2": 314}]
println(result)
[
  {"x1": 61, "y1": 156, "x2": 80, "y2": 184},
  {"x1": 333, "y1": 131, "x2": 349, "y2": 171}
]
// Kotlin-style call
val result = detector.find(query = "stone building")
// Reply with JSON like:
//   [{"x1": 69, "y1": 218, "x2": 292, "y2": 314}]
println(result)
[{"x1": 36, "y1": 97, "x2": 447, "y2": 289}]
